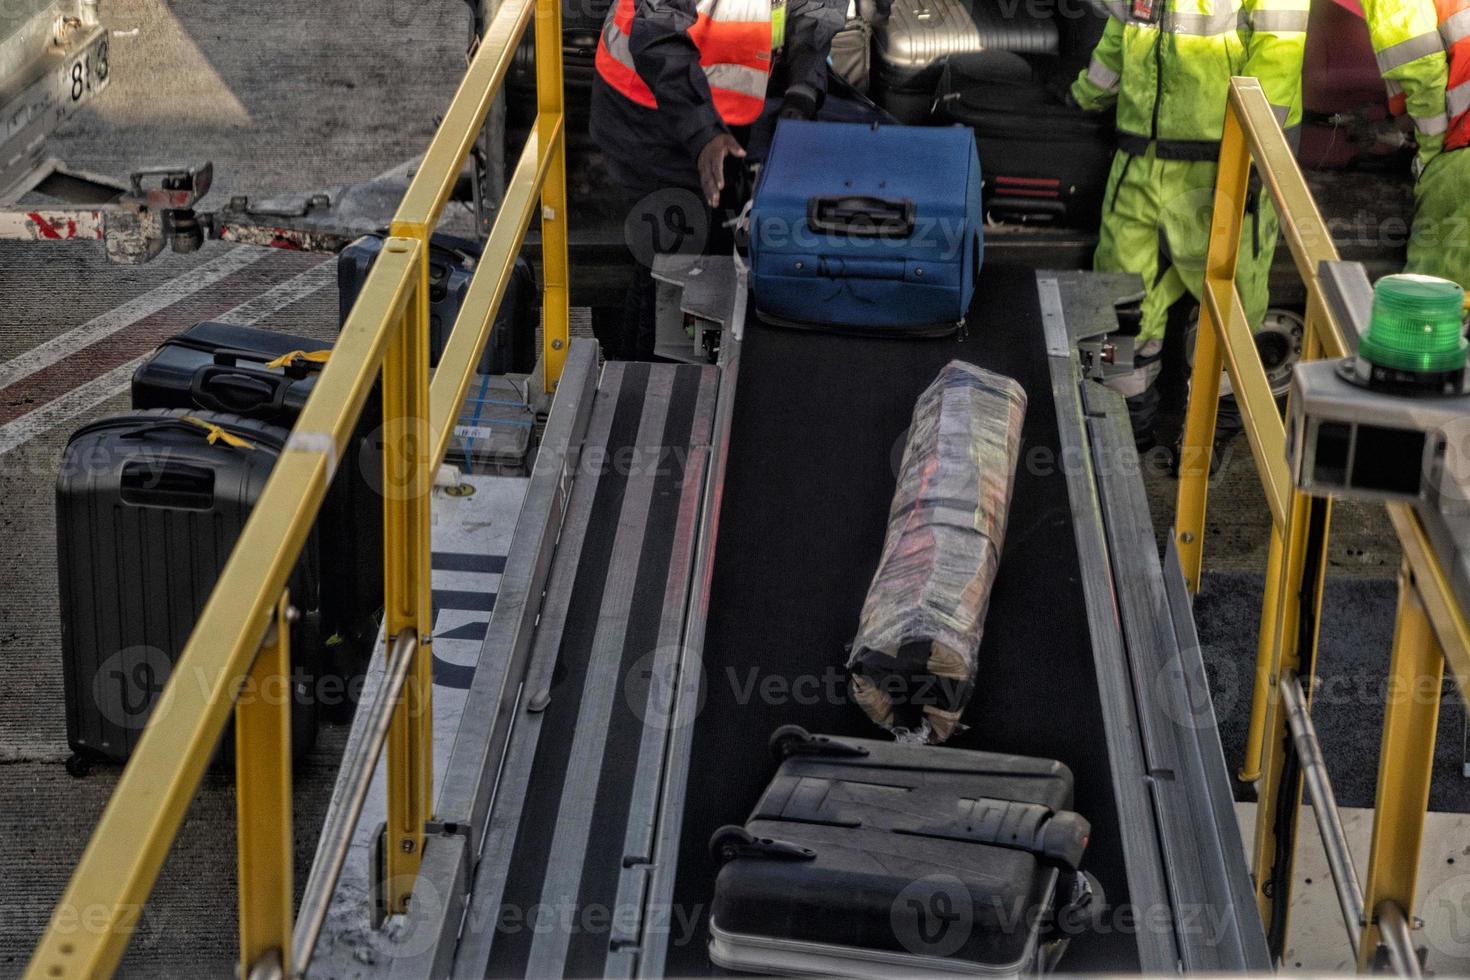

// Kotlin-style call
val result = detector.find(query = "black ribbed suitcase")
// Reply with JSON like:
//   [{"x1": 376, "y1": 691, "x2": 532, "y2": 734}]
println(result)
[
  {"x1": 708, "y1": 727, "x2": 1095, "y2": 977},
  {"x1": 130, "y1": 321, "x2": 384, "y2": 653},
  {"x1": 936, "y1": 53, "x2": 1114, "y2": 228},
  {"x1": 337, "y1": 233, "x2": 538, "y2": 377},
  {"x1": 57, "y1": 410, "x2": 319, "y2": 764}
]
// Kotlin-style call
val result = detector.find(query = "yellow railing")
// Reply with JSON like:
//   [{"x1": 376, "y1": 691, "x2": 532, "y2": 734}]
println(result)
[
  {"x1": 1178, "y1": 76, "x2": 1470, "y2": 970},
  {"x1": 24, "y1": 0, "x2": 569, "y2": 972}
]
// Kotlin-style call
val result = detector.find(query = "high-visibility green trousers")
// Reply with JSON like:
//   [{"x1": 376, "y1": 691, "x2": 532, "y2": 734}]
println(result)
[
  {"x1": 1094, "y1": 146, "x2": 1279, "y2": 344},
  {"x1": 1407, "y1": 147, "x2": 1470, "y2": 289}
]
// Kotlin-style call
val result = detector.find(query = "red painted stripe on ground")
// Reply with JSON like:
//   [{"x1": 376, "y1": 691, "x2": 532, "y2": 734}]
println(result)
[{"x1": 0, "y1": 250, "x2": 328, "y2": 427}]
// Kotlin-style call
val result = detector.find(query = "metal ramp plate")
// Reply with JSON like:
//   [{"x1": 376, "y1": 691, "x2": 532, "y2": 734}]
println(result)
[{"x1": 305, "y1": 472, "x2": 528, "y2": 976}]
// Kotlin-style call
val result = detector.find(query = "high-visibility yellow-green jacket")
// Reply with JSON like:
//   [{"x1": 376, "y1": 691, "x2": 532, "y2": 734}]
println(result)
[
  {"x1": 1361, "y1": 0, "x2": 1453, "y2": 167},
  {"x1": 1070, "y1": 0, "x2": 1310, "y2": 159}
]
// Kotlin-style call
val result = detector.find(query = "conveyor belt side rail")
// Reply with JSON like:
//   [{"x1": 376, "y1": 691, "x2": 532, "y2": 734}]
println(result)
[{"x1": 1175, "y1": 75, "x2": 1467, "y2": 975}]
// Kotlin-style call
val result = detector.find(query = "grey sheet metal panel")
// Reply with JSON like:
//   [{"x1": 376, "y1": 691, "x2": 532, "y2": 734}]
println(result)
[
  {"x1": 1037, "y1": 272, "x2": 1181, "y2": 973},
  {"x1": 433, "y1": 339, "x2": 600, "y2": 836},
  {"x1": 1085, "y1": 378, "x2": 1271, "y2": 970},
  {"x1": 448, "y1": 361, "x2": 630, "y2": 980},
  {"x1": 449, "y1": 361, "x2": 719, "y2": 979},
  {"x1": 520, "y1": 369, "x2": 679, "y2": 977}
]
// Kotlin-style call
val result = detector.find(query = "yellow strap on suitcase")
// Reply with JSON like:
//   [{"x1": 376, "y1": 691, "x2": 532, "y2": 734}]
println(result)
[
  {"x1": 263, "y1": 349, "x2": 332, "y2": 370},
  {"x1": 181, "y1": 416, "x2": 257, "y2": 450}
]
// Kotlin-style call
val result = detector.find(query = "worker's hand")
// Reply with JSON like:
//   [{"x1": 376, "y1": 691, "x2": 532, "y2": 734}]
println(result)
[{"x1": 698, "y1": 133, "x2": 746, "y2": 207}]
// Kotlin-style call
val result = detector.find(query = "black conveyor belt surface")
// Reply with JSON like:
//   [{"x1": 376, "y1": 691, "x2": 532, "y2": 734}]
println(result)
[{"x1": 668, "y1": 265, "x2": 1142, "y2": 973}]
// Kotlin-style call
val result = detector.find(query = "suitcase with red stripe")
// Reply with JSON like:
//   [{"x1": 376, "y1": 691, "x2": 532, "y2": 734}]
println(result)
[{"x1": 937, "y1": 52, "x2": 1114, "y2": 229}]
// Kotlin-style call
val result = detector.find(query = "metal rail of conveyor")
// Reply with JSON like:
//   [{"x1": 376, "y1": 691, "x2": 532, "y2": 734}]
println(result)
[{"x1": 304, "y1": 265, "x2": 1270, "y2": 977}]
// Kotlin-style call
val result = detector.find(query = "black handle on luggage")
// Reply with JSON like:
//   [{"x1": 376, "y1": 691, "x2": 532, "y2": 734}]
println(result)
[
  {"x1": 205, "y1": 345, "x2": 323, "y2": 378},
  {"x1": 900, "y1": 798, "x2": 1091, "y2": 872},
  {"x1": 119, "y1": 459, "x2": 216, "y2": 509},
  {"x1": 806, "y1": 195, "x2": 915, "y2": 238},
  {"x1": 191, "y1": 366, "x2": 289, "y2": 417},
  {"x1": 118, "y1": 416, "x2": 269, "y2": 451}
]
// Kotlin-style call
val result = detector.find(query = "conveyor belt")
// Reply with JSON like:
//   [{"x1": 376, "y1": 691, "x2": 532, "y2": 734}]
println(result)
[
  {"x1": 665, "y1": 264, "x2": 1142, "y2": 973},
  {"x1": 336, "y1": 269, "x2": 1260, "y2": 976}
]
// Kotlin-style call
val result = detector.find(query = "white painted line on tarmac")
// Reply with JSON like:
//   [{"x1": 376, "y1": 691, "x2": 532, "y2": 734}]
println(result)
[
  {"x1": 0, "y1": 259, "x2": 334, "y2": 456},
  {"x1": 0, "y1": 246, "x2": 270, "y2": 391},
  {"x1": 213, "y1": 260, "x2": 336, "y2": 325}
]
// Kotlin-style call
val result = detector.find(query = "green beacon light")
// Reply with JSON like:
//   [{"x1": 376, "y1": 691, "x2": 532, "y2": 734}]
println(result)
[{"x1": 1354, "y1": 273, "x2": 1468, "y2": 393}]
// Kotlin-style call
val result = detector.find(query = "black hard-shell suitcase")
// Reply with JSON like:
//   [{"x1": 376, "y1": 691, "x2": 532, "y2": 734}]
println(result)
[
  {"x1": 337, "y1": 233, "x2": 538, "y2": 377},
  {"x1": 506, "y1": 12, "x2": 605, "y2": 130},
  {"x1": 709, "y1": 727, "x2": 1094, "y2": 977},
  {"x1": 873, "y1": 0, "x2": 1059, "y2": 123},
  {"x1": 57, "y1": 410, "x2": 319, "y2": 764},
  {"x1": 937, "y1": 52, "x2": 1114, "y2": 228},
  {"x1": 130, "y1": 321, "x2": 384, "y2": 653}
]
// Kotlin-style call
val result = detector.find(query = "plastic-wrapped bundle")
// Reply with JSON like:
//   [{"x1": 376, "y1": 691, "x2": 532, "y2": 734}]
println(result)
[{"x1": 848, "y1": 360, "x2": 1026, "y2": 744}]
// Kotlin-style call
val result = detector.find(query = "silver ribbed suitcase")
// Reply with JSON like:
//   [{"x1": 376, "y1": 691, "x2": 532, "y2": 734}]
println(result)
[{"x1": 873, "y1": 0, "x2": 1059, "y2": 121}]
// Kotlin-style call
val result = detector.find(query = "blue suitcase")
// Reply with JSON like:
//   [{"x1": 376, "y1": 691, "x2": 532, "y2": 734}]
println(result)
[{"x1": 748, "y1": 120, "x2": 983, "y2": 333}]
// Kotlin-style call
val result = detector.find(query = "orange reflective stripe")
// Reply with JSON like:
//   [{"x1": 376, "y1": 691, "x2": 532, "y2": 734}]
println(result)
[
  {"x1": 712, "y1": 88, "x2": 764, "y2": 123},
  {"x1": 690, "y1": 18, "x2": 771, "y2": 70},
  {"x1": 597, "y1": 0, "x2": 770, "y2": 125},
  {"x1": 1437, "y1": 0, "x2": 1470, "y2": 149}
]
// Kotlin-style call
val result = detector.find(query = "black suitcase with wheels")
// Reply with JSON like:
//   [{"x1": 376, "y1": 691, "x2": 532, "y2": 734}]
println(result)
[
  {"x1": 337, "y1": 233, "x2": 539, "y2": 377},
  {"x1": 130, "y1": 321, "x2": 383, "y2": 655},
  {"x1": 709, "y1": 727, "x2": 1096, "y2": 976},
  {"x1": 57, "y1": 410, "x2": 319, "y2": 764},
  {"x1": 937, "y1": 52, "x2": 1114, "y2": 228}
]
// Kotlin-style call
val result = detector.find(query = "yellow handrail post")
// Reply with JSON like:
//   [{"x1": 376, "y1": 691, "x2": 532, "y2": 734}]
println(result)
[
  {"x1": 535, "y1": 0, "x2": 570, "y2": 393},
  {"x1": 1358, "y1": 567, "x2": 1444, "y2": 971},
  {"x1": 1174, "y1": 82, "x2": 1247, "y2": 594},
  {"x1": 379, "y1": 235, "x2": 435, "y2": 915},
  {"x1": 236, "y1": 590, "x2": 296, "y2": 977}
]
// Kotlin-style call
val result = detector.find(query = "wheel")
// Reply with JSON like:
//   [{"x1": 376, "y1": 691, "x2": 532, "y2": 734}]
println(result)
[
  {"x1": 709, "y1": 825, "x2": 755, "y2": 863},
  {"x1": 1185, "y1": 305, "x2": 1305, "y2": 400},
  {"x1": 768, "y1": 724, "x2": 813, "y2": 761},
  {"x1": 64, "y1": 753, "x2": 94, "y2": 778}
]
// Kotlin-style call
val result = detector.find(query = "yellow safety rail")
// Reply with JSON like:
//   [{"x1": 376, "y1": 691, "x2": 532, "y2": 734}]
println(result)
[
  {"x1": 1177, "y1": 76, "x2": 1470, "y2": 970},
  {"x1": 24, "y1": 0, "x2": 569, "y2": 972}
]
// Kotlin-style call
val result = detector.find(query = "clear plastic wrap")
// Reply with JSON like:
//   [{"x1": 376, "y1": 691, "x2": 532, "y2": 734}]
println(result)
[{"x1": 847, "y1": 360, "x2": 1027, "y2": 743}]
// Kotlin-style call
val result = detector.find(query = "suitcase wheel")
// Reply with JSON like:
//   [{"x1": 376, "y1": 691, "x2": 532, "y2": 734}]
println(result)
[
  {"x1": 768, "y1": 725, "x2": 869, "y2": 761},
  {"x1": 709, "y1": 825, "x2": 817, "y2": 864}
]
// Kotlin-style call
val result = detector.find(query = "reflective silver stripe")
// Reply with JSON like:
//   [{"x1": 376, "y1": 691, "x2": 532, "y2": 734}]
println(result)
[
  {"x1": 1442, "y1": 7, "x2": 1470, "y2": 45},
  {"x1": 1376, "y1": 30, "x2": 1445, "y2": 73},
  {"x1": 1097, "y1": 0, "x2": 1128, "y2": 20},
  {"x1": 1449, "y1": 79, "x2": 1470, "y2": 117},
  {"x1": 1087, "y1": 55, "x2": 1121, "y2": 91},
  {"x1": 1386, "y1": 77, "x2": 1404, "y2": 97},
  {"x1": 601, "y1": 17, "x2": 636, "y2": 71},
  {"x1": 705, "y1": 61, "x2": 768, "y2": 98},
  {"x1": 1249, "y1": 8, "x2": 1309, "y2": 31},
  {"x1": 1414, "y1": 110, "x2": 1450, "y2": 134}
]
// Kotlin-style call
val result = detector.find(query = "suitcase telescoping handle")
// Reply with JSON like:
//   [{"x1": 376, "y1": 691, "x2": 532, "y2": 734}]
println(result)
[
  {"x1": 904, "y1": 798, "x2": 1091, "y2": 872},
  {"x1": 191, "y1": 365, "x2": 290, "y2": 417},
  {"x1": 806, "y1": 195, "x2": 915, "y2": 238}
]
